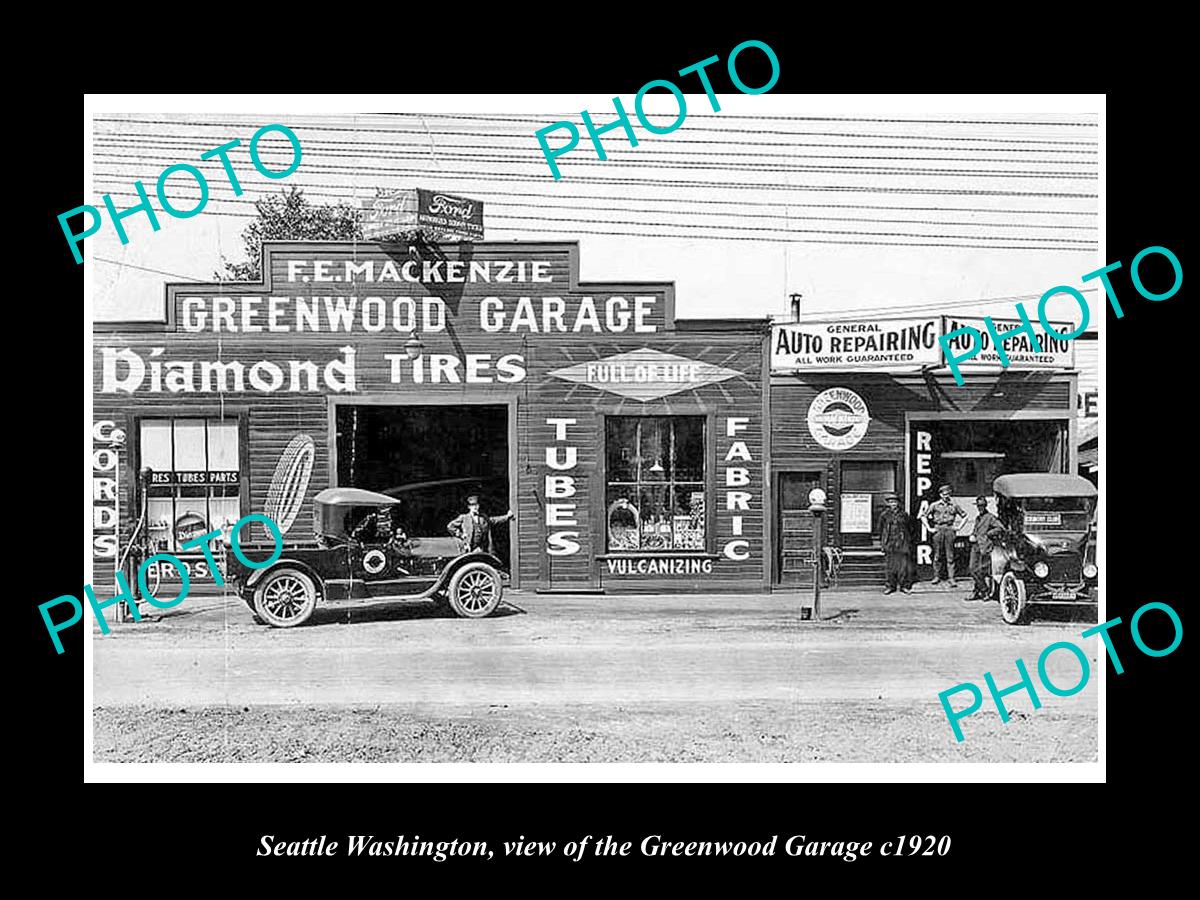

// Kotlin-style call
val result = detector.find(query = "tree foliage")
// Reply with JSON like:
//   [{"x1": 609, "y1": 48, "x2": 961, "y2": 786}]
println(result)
[{"x1": 218, "y1": 187, "x2": 363, "y2": 281}]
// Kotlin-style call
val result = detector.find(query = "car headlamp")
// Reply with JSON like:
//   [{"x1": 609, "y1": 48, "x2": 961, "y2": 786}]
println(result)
[
  {"x1": 1033, "y1": 562, "x2": 1050, "y2": 578},
  {"x1": 1083, "y1": 563, "x2": 1098, "y2": 578}
]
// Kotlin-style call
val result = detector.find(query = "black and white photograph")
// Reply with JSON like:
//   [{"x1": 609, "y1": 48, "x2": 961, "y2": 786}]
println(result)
[{"x1": 81, "y1": 91, "x2": 1108, "y2": 775}]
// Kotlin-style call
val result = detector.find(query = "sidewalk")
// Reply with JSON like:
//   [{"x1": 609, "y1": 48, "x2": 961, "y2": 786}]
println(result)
[{"x1": 95, "y1": 580, "x2": 1094, "y2": 635}]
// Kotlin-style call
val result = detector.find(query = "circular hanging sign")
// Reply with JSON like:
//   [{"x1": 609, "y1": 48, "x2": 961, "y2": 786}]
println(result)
[
  {"x1": 362, "y1": 549, "x2": 388, "y2": 575},
  {"x1": 174, "y1": 511, "x2": 209, "y2": 547},
  {"x1": 807, "y1": 387, "x2": 870, "y2": 450}
]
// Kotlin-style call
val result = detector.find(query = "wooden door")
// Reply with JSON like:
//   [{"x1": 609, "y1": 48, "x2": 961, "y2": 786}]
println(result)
[{"x1": 777, "y1": 471, "x2": 822, "y2": 586}]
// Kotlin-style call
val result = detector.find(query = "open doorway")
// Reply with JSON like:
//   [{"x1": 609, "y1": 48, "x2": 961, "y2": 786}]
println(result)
[
  {"x1": 909, "y1": 416, "x2": 1069, "y2": 580},
  {"x1": 334, "y1": 404, "x2": 512, "y2": 568}
]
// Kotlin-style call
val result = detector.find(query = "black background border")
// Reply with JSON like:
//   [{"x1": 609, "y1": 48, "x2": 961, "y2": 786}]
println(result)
[{"x1": 23, "y1": 26, "x2": 1188, "y2": 883}]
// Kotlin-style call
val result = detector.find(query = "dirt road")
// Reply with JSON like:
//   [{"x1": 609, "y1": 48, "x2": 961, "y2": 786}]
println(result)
[{"x1": 92, "y1": 587, "x2": 1099, "y2": 762}]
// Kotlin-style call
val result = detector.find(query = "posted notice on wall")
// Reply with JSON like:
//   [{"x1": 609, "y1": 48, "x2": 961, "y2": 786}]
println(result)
[{"x1": 840, "y1": 493, "x2": 873, "y2": 533}]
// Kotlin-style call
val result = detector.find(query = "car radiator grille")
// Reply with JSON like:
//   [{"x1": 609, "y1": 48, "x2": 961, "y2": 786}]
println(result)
[{"x1": 1047, "y1": 552, "x2": 1082, "y2": 583}]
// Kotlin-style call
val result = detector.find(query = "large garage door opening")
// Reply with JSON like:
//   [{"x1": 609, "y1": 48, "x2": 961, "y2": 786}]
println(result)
[
  {"x1": 335, "y1": 404, "x2": 511, "y2": 567},
  {"x1": 912, "y1": 419, "x2": 1069, "y2": 501},
  {"x1": 909, "y1": 417, "x2": 1069, "y2": 580}
]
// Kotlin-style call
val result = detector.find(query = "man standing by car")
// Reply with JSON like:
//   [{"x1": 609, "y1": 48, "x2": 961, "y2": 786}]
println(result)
[
  {"x1": 924, "y1": 483, "x2": 966, "y2": 587},
  {"x1": 447, "y1": 494, "x2": 515, "y2": 556},
  {"x1": 966, "y1": 496, "x2": 1004, "y2": 602},
  {"x1": 879, "y1": 493, "x2": 915, "y2": 595}
]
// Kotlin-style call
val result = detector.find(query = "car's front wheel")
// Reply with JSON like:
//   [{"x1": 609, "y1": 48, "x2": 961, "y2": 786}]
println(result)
[
  {"x1": 999, "y1": 571, "x2": 1028, "y2": 625},
  {"x1": 447, "y1": 562, "x2": 502, "y2": 618},
  {"x1": 253, "y1": 568, "x2": 318, "y2": 628}
]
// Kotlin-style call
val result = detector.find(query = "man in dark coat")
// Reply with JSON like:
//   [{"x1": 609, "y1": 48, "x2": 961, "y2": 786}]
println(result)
[
  {"x1": 879, "y1": 493, "x2": 915, "y2": 595},
  {"x1": 966, "y1": 496, "x2": 1005, "y2": 601},
  {"x1": 447, "y1": 494, "x2": 515, "y2": 556}
]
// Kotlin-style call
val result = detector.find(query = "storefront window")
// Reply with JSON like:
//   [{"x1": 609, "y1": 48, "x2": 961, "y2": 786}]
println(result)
[
  {"x1": 605, "y1": 416, "x2": 705, "y2": 552},
  {"x1": 140, "y1": 417, "x2": 242, "y2": 553},
  {"x1": 840, "y1": 460, "x2": 897, "y2": 547}
]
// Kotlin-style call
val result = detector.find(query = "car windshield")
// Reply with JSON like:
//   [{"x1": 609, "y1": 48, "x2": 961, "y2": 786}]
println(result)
[{"x1": 1020, "y1": 497, "x2": 1095, "y2": 531}]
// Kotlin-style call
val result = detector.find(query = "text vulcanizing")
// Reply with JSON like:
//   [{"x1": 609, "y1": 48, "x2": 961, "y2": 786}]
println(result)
[
  {"x1": 59, "y1": 123, "x2": 303, "y2": 264},
  {"x1": 535, "y1": 40, "x2": 780, "y2": 180}
]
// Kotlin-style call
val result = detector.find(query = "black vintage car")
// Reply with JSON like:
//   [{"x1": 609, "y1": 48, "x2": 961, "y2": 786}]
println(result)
[
  {"x1": 991, "y1": 474, "x2": 1098, "y2": 625},
  {"x1": 225, "y1": 487, "x2": 509, "y2": 627}
]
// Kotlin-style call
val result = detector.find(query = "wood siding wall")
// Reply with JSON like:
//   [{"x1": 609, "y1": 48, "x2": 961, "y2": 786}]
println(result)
[
  {"x1": 769, "y1": 371, "x2": 1074, "y2": 550},
  {"x1": 92, "y1": 242, "x2": 767, "y2": 599}
]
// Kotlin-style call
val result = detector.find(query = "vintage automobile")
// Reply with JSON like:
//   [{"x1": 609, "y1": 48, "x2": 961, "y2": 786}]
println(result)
[
  {"x1": 224, "y1": 487, "x2": 509, "y2": 627},
  {"x1": 990, "y1": 474, "x2": 1099, "y2": 625}
]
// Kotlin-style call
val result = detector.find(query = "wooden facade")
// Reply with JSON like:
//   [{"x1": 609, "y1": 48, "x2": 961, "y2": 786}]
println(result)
[
  {"x1": 769, "y1": 371, "x2": 1078, "y2": 585},
  {"x1": 90, "y1": 239, "x2": 1083, "y2": 607},
  {"x1": 91, "y1": 241, "x2": 771, "y2": 605}
]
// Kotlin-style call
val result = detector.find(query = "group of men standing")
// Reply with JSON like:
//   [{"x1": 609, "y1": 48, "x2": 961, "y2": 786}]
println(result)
[{"x1": 877, "y1": 484, "x2": 1005, "y2": 601}]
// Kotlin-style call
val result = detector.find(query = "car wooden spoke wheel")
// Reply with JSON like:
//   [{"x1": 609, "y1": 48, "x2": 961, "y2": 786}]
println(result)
[
  {"x1": 447, "y1": 562, "x2": 502, "y2": 618},
  {"x1": 999, "y1": 571, "x2": 1028, "y2": 625},
  {"x1": 254, "y1": 568, "x2": 317, "y2": 628}
]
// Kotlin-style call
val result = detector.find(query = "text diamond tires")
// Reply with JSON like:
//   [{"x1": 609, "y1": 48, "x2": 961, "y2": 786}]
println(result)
[
  {"x1": 999, "y1": 571, "x2": 1028, "y2": 625},
  {"x1": 447, "y1": 562, "x2": 503, "y2": 618},
  {"x1": 253, "y1": 568, "x2": 317, "y2": 628}
]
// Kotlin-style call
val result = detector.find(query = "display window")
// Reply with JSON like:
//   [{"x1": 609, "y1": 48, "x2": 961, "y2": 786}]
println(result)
[
  {"x1": 605, "y1": 416, "x2": 706, "y2": 552},
  {"x1": 840, "y1": 460, "x2": 898, "y2": 548},
  {"x1": 139, "y1": 417, "x2": 243, "y2": 553}
]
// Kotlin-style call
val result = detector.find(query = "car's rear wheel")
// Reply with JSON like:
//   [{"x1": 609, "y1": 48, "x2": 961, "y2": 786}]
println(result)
[
  {"x1": 447, "y1": 562, "x2": 502, "y2": 618},
  {"x1": 999, "y1": 572, "x2": 1028, "y2": 625},
  {"x1": 253, "y1": 568, "x2": 318, "y2": 628}
]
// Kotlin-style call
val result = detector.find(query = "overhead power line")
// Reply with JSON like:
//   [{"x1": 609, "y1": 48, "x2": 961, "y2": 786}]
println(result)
[
  {"x1": 806, "y1": 287, "x2": 1100, "y2": 319},
  {"x1": 88, "y1": 113, "x2": 1097, "y2": 251},
  {"x1": 87, "y1": 187, "x2": 1097, "y2": 247},
  {"x1": 89, "y1": 163, "x2": 1098, "y2": 198},
  {"x1": 89, "y1": 187, "x2": 1095, "y2": 229},
  {"x1": 87, "y1": 180, "x2": 1099, "y2": 215},
  {"x1": 92, "y1": 139, "x2": 1101, "y2": 168},
  {"x1": 483, "y1": 224, "x2": 1094, "y2": 250},
  {"x1": 94, "y1": 134, "x2": 1101, "y2": 166},
  {"x1": 93, "y1": 129, "x2": 1100, "y2": 154},
  {"x1": 374, "y1": 111, "x2": 1098, "y2": 127},
  {"x1": 93, "y1": 151, "x2": 1098, "y2": 180},
  {"x1": 476, "y1": 211, "x2": 1098, "y2": 243},
  {"x1": 93, "y1": 116, "x2": 1099, "y2": 145}
]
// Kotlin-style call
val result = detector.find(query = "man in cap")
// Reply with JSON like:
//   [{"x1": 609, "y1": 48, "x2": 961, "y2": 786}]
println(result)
[
  {"x1": 351, "y1": 504, "x2": 404, "y2": 545},
  {"x1": 447, "y1": 494, "x2": 515, "y2": 556},
  {"x1": 878, "y1": 493, "x2": 915, "y2": 595},
  {"x1": 966, "y1": 496, "x2": 1005, "y2": 601},
  {"x1": 923, "y1": 483, "x2": 966, "y2": 587}
]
